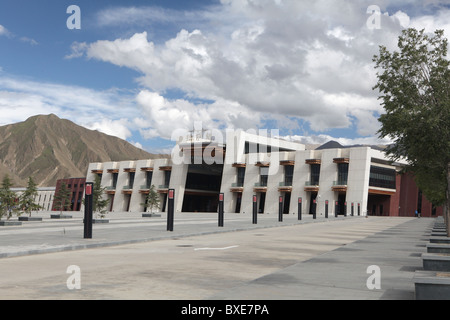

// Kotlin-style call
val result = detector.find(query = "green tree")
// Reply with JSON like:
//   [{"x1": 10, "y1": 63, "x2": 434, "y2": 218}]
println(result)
[
  {"x1": 20, "y1": 177, "x2": 42, "y2": 217},
  {"x1": 92, "y1": 175, "x2": 109, "y2": 219},
  {"x1": 373, "y1": 28, "x2": 450, "y2": 233},
  {"x1": 0, "y1": 175, "x2": 18, "y2": 220},
  {"x1": 53, "y1": 182, "x2": 71, "y2": 215},
  {"x1": 141, "y1": 185, "x2": 160, "y2": 214}
]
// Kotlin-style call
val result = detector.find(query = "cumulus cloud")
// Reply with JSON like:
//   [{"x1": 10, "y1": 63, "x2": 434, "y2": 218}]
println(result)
[
  {"x1": 67, "y1": 0, "x2": 450, "y2": 142},
  {"x1": 282, "y1": 133, "x2": 393, "y2": 147},
  {"x1": 136, "y1": 90, "x2": 261, "y2": 139},
  {"x1": 0, "y1": 75, "x2": 136, "y2": 140},
  {"x1": 85, "y1": 118, "x2": 132, "y2": 140}
]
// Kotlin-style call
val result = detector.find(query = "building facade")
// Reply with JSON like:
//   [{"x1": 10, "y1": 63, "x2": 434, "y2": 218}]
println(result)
[
  {"x1": 85, "y1": 130, "x2": 443, "y2": 217},
  {"x1": 52, "y1": 178, "x2": 86, "y2": 212},
  {"x1": 11, "y1": 187, "x2": 55, "y2": 211}
]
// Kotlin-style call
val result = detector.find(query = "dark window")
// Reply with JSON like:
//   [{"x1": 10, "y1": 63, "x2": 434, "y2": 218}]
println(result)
[
  {"x1": 244, "y1": 142, "x2": 292, "y2": 154},
  {"x1": 337, "y1": 163, "x2": 348, "y2": 185},
  {"x1": 260, "y1": 167, "x2": 268, "y2": 186},
  {"x1": 284, "y1": 165, "x2": 294, "y2": 186},
  {"x1": 164, "y1": 171, "x2": 171, "y2": 186},
  {"x1": 369, "y1": 166, "x2": 396, "y2": 189},
  {"x1": 237, "y1": 167, "x2": 245, "y2": 186},
  {"x1": 310, "y1": 164, "x2": 320, "y2": 185},
  {"x1": 129, "y1": 172, "x2": 135, "y2": 188},
  {"x1": 146, "y1": 171, "x2": 153, "y2": 188},
  {"x1": 185, "y1": 164, "x2": 223, "y2": 191}
]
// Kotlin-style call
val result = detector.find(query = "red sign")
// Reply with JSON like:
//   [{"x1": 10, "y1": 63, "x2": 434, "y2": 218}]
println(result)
[
  {"x1": 298, "y1": 198, "x2": 302, "y2": 203},
  {"x1": 219, "y1": 194, "x2": 224, "y2": 201},
  {"x1": 85, "y1": 185, "x2": 92, "y2": 196},
  {"x1": 253, "y1": 195, "x2": 257, "y2": 202},
  {"x1": 325, "y1": 200, "x2": 329, "y2": 205},
  {"x1": 279, "y1": 197, "x2": 283, "y2": 203},
  {"x1": 169, "y1": 190, "x2": 174, "y2": 199}
]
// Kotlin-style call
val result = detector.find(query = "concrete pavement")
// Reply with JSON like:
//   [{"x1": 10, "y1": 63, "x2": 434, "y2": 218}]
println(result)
[
  {"x1": 0, "y1": 210, "x2": 351, "y2": 258},
  {"x1": 0, "y1": 211, "x2": 435, "y2": 300}
]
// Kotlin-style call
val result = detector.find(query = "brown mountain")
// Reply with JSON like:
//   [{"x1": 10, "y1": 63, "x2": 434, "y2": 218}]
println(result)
[{"x1": 0, "y1": 114, "x2": 165, "y2": 187}]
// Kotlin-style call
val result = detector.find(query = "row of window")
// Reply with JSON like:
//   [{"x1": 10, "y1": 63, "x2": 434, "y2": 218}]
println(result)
[{"x1": 234, "y1": 165, "x2": 396, "y2": 189}]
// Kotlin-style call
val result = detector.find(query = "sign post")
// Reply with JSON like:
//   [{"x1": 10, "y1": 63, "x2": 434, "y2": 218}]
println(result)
[
  {"x1": 218, "y1": 193, "x2": 224, "y2": 227},
  {"x1": 298, "y1": 197, "x2": 302, "y2": 220},
  {"x1": 252, "y1": 195, "x2": 257, "y2": 224},
  {"x1": 313, "y1": 199, "x2": 317, "y2": 219},
  {"x1": 335, "y1": 201, "x2": 339, "y2": 218},
  {"x1": 167, "y1": 189, "x2": 174, "y2": 232},
  {"x1": 83, "y1": 182, "x2": 93, "y2": 239},
  {"x1": 325, "y1": 200, "x2": 329, "y2": 219},
  {"x1": 278, "y1": 196, "x2": 283, "y2": 222}
]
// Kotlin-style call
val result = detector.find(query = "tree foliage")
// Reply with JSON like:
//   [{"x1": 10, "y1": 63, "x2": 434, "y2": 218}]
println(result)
[
  {"x1": 141, "y1": 185, "x2": 160, "y2": 214},
  {"x1": 0, "y1": 175, "x2": 18, "y2": 220},
  {"x1": 92, "y1": 175, "x2": 109, "y2": 218},
  {"x1": 19, "y1": 177, "x2": 42, "y2": 217},
  {"x1": 373, "y1": 28, "x2": 450, "y2": 208},
  {"x1": 53, "y1": 181, "x2": 71, "y2": 214}
]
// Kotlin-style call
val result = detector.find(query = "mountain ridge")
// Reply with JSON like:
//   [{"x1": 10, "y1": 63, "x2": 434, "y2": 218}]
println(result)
[{"x1": 0, "y1": 114, "x2": 165, "y2": 187}]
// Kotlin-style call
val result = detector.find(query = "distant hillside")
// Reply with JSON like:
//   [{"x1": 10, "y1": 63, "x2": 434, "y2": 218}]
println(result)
[{"x1": 0, "y1": 114, "x2": 165, "y2": 187}]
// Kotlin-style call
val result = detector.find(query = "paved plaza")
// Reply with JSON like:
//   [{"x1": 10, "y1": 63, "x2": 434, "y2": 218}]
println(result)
[{"x1": 0, "y1": 211, "x2": 434, "y2": 301}]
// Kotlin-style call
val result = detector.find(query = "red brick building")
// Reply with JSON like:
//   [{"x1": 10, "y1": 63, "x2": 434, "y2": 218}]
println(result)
[
  {"x1": 367, "y1": 172, "x2": 444, "y2": 217},
  {"x1": 52, "y1": 178, "x2": 86, "y2": 212}
]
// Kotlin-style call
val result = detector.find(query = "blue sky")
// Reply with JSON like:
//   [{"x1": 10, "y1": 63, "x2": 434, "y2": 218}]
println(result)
[{"x1": 0, "y1": 0, "x2": 449, "y2": 153}]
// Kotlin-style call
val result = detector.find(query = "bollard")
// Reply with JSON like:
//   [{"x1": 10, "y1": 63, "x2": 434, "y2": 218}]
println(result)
[
  {"x1": 358, "y1": 203, "x2": 361, "y2": 216},
  {"x1": 298, "y1": 197, "x2": 302, "y2": 220},
  {"x1": 325, "y1": 200, "x2": 328, "y2": 219},
  {"x1": 335, "y1": 201, "x2": 338, "y2": 218},
  {"x1": 218, "y1": 193, "x2": 224, "y2": 227},
  {"x1": 83, "y1": 182, "x2": 93, "y2": 239},
  {"x1": 313, "y1": 199, "x2": 317, "y2": 219},
  {"x1": 252, "y1": 195, "x2": 257, "y2": 224},
  {"x1": 167, "y1": 189, "x2": 174, "y2": 231},
  {"x1": 344, "y1": 202, "x2": 347, "y2": 217},
  {"x1": 351, "y1": 203, "x2": 354, "y2": 216},
  {"x1": 279, "y1": 196, "x2": 283, "y2": 222}
]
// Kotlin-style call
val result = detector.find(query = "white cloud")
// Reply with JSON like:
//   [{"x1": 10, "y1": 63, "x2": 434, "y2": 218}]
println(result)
[
  {"x1": 0, "y1": 24, "x2": 37, "y2": 45},
  {"x1": 0, "y1": 75, "x2": 137, "y2": 140},
  {"x1": 19, "y1": 37, "x2": 38, "y2": 46},
  {"x1": 136, "y1": 90, "x2": 261, "y2": 140},
  {"x1": 65, "y1": 42, "x2": 88, "y2": 59},
  {"x1": 0, "y1": 24, "x2": 10, "y2": 37},
  {"x1": 283, "y1": 134, "x2": 393, "y2": 147},
  {"x1": 85, "y1": 118, "x2": 132, "y2": 140},
  {"x1": 65, "y1": 1, "x2": 450, "y2": 143},
  {"x1": 0, "y1": 25, "x2": 8, "y2": 36}
]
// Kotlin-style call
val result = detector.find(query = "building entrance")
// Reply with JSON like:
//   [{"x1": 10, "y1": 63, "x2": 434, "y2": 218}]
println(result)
[
  {"x1": 182, "y1": 192, "x2": 219, "y2": 212},
  {"x1": 182, "y1": 163, "x2": 223, "y2": 213},
  {"x1": 367, "y1": 194, "x2": 392, "y2": 216}
]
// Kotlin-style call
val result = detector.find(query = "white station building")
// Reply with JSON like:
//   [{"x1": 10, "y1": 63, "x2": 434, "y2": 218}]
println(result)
[{"x1": 86, "y1": 130, "x2": 404, "y2": 217}]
